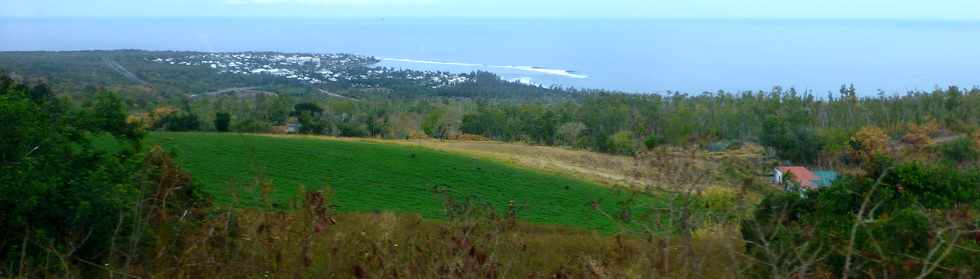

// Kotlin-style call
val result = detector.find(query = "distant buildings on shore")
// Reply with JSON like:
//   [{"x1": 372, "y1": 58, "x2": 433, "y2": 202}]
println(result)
[{"x1": 149, "y1": 52, "x2": 473, "y2": 89}]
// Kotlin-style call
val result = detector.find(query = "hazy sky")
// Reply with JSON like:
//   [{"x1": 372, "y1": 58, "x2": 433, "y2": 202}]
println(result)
[{"x1": 2, "y1": 0, "x2": 979, "y2": 19}]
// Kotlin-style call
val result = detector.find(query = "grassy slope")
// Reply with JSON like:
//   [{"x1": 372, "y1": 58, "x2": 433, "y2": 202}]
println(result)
[
  {"x1": 148, "y1": 132, "x2": 657, "y2": 231},
  {"x1": 261, "y1": 135, "x2": 763, "y2": 192}
]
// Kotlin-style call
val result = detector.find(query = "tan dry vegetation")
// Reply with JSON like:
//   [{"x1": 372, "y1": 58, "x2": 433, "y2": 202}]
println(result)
[{"x1": 149, "y1": 208, "x2": 749, "y2": 278}]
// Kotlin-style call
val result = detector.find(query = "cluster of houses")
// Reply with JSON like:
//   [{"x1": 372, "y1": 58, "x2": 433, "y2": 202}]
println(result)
[
  {"x1": 773, "y1": 166, "x2": 838, "y2": 192},
  {"x1": 150, "y1": 52, "x2": 474, "y2": 88},
  {"x1": 150, "y1": 53, "x2": 373, "y2": 84}
]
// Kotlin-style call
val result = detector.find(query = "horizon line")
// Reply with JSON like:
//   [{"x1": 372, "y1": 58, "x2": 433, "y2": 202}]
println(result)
[{"x1": 3, "y1": 15, "x2": 980, "y2": 22}]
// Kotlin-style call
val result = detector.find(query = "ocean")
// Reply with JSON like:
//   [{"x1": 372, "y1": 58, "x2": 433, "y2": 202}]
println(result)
[{"x1": 2, "y1": 18, "x2": 979, "y2": 95}]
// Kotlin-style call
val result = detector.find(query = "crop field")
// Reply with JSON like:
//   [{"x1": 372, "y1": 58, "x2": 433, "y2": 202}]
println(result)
[{"x1": 147, "y1": 132, "x2": 658, "y2": 231}]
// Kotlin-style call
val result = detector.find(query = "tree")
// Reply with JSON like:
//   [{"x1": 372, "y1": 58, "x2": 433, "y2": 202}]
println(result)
[
  {"x1": 292, "y1": 102, "x2": 323, "y2": 117},
  {"x1": 1, "y1": 77, "x2": 145, "y2": 273},
  {"x1": 761, "y1": 116, "x2": 824, "y2": 164},
  {"x1": 556, "y1": 122, "x2": 586, "y2": 147},
  {"x1": 607, "y1": 130, "x2": 635, "y2": 155},
  {"x1": 298, "y1": 111, "x2": 326, "y2": 135},
  {"x1": 422, "y1": 109, "x2": 446, "y2": 139},
  {"x1": 214, "y1": 112, "x2": 231, "y2": 132},
  {"x1": 366, "y1": 114, "x2": 388, "y2": 137},
  {"x1": 848, "y1": 126, "x2": 888, "y2": 164}
]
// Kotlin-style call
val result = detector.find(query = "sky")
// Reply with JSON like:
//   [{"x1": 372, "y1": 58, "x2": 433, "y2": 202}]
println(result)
[{"x1": 2, "y1": 0, "x2": 980, "y2": 20}]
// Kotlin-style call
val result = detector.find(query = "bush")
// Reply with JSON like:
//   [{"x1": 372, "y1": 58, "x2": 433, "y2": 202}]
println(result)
[
  {"x1": 607, "y1": 130, "x2": 635, "y2": 155},
  {"x1": 644, "y1": 134, "x2": 665, "y2": 150},
  {"x1": 939, "y1": 137, "x2": 979, "y2": 164}
]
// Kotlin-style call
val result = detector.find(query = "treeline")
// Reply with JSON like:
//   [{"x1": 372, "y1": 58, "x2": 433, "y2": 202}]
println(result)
[
  {"x1": 151, "y1": 85, "x2": 980, "y2": 165},
  {"x1": 458, "y1": 86, "x2": 979, "y2": 156}
]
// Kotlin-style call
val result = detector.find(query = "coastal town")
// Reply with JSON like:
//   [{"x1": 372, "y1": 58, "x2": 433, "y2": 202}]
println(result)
[{"x1": 148, "y1": 52, "x2": 473, "y2": 88}]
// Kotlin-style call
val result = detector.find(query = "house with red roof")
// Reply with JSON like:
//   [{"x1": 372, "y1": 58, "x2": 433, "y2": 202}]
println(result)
[{"x1": 773, "y1": 166, "x2": 837, "y2": 191}]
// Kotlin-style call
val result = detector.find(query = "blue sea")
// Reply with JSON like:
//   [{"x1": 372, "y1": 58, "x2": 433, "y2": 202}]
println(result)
[{"x1": 2, "y1": 18, "x2": 979, "y2": 95}]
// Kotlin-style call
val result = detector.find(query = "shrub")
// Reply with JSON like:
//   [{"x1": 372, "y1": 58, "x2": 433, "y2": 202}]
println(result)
[
  {"x1": 607, "y1": 130, "x2": 635, "y2": 155},
  {"x1": 939, "y1": 137, "x2": 979, "y2": 164},
  {"x1": 644, "y1": 133, "x2": 665, "y2": 150},
  {"x1": 901, "y1": 123, "x2": 933, "y2": 150},
  {"x1": 848, "y1": 126, "x2": 888, "y2": 164}
]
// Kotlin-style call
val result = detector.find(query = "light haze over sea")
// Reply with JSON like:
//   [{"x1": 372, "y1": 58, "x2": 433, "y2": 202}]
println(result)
[{"x1": 2, "y1": 18, "x2": 979, "y2": 95}]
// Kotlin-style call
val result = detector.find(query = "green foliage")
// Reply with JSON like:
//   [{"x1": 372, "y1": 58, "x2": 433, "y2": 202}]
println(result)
[
  {"x1": 0, "y1": 76, "x2": 144, "y2": 272},
  {"x1": 365, "y1": 114, "x2": 388, "y2": 137},
  {"x1": 214, "y1": 112, "x2": 231, "y2": 132},
  {"x1": 297, "y1": 111, "x2": 326, "y2": 134},
  {"x1": 644, "y1": 134, "x2": 665, "y2": 150},
  {"x1": 869, "y1": 208, "x2": 929, "y2": 257},
  {"x1": 743, "y1": 159, "x2": 980, "y2": 277},
  {"x1": 422, "y1": 109, "x2": 446, "y2": 138},
  {"x1": 146, "y1": 132, "x2": 657, "y2": 232},
  {"x1": 292, "y1": 102, "x2": 323, "y2": 117},
  {"x1": 155, "y1": 112, "x2": 201, "y2": 131},
  {"x1": 939, "y1": 137, "x2": 979, "y2": 164},
  {"x1": 607, "y1": 130, "x2": 636, "y2": 155},
  {"x1": 760, "y1": 116, "x2": 824, "y2": 163},
  {"x1": 886, "y1": 162, "x2": 980, "y2": 208}
]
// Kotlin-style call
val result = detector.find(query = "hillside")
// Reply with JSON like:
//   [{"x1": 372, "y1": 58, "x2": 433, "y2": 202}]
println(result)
[
  {"x1": 147, "y1": 132, "x2": 659, "y2": 231},
  {"x1": 0, "y1": 50, "x2": 575, "y2": 100}
]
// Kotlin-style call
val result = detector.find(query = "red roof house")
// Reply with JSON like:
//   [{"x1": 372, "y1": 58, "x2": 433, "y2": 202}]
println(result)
[{"x1": 774, "y1": 166, "x2": 818, "y2": 189}]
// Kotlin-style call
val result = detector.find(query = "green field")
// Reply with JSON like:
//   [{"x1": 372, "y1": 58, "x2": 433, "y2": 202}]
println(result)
[{"x1": 147, "y1": 132, "x2": 655, "y2": 231}]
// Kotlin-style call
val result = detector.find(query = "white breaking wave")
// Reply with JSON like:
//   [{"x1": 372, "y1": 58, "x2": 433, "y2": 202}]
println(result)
[
  {"x1": 491, "y1": 65, "x2": 588, "y2": 79},
  {"x1": 379, "y1": 57, "x2": 588, "y2": 79}
]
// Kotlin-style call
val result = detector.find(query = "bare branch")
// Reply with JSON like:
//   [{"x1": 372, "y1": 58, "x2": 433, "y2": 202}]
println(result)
[{"x1": 842, "y1": 167, "x2": 892, "y2": 278}]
